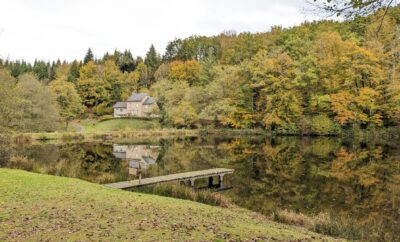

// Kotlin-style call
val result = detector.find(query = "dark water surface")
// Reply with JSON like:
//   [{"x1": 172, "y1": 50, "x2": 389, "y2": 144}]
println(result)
[{"x1": 1, "y1": 136, "x2": 399, "y2": 238}]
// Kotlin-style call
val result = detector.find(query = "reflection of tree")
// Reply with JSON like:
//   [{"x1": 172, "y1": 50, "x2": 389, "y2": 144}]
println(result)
[
  {"x1": 329, "y1": 145, "x2": 400, "y2": 237},
  {"x1": 2, "y1": 143, "x2": 128, "y2": 184},
  {"x1": 222, "y1": 137, "x2": 399, "y2": 240},
  {"x1": 142, "y1": 135, "x2": 399, "y2": 239}
]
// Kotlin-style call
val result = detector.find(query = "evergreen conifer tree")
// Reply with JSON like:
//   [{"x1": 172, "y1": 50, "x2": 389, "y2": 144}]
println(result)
[{"x1": 83, "y1": 48, "x2": 94, "y2": 64}]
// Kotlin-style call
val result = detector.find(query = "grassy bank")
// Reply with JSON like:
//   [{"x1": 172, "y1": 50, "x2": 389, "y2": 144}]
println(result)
[
  {"x1": 133, "y1": 183, "x2": 390, "y2": 241},
  {"x1": 12, "y1": 129, "x2": 198, "y2": 142},
  {"x1": 77, "y1": 118, "x2": 161, "y2": 132},
  {"x1": 0, "y1": 169, "x2": 337, "y2": 241},
  {"x1": 7, "y1": 117, "x2": 398, "y2": 144},
  {"x1": 6, "y1": 119, "x2": 266, "y2": 143}
]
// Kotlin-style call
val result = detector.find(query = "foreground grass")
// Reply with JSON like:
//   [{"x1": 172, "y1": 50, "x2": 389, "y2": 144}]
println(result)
[{"x1": 0, "y1": 169, "x2": 337, "y2": 241}]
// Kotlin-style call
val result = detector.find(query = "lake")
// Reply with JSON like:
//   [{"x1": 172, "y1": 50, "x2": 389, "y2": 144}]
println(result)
[{"x1": 1, "y1": 136, "x2": 399, "y2": 239}]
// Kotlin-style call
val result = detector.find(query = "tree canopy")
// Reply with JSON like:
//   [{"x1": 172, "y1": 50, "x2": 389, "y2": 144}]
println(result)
[{"x1": 0, "y1": 5, "x2": 399, "y2": 134}]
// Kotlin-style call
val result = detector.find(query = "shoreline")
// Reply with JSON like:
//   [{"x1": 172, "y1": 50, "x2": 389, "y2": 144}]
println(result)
[
  {"x1": 3, "y1": 126, "x2": 399, "y2": 144},
  {"x1": 6, "y1": 128, "x2": 266, "y2": 143}
]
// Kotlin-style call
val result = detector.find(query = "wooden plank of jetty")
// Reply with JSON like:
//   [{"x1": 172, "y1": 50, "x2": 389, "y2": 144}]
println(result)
[{"x1": 104, "y1": 168, "x2": 234, "y2": 189}]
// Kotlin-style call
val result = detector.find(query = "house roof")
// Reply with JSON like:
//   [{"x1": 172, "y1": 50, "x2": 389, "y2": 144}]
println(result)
[
  {"x1": 127, "y1": 93, "x2": 148, "y2": 102},
  {"x1": 113, "y1": 102, "x2": 127, "y2": 108},
  {"x1": 143, "y1": 97, "x2": 156, "y2": 105}
]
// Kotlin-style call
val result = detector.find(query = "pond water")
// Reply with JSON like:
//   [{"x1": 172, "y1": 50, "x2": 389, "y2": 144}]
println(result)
[{"x1": 1, "y1": 136, "x2": 399, "y2": 238}]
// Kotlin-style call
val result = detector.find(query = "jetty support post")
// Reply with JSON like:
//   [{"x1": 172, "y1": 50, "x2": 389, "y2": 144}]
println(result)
[
  {"x1": 208, "y1": 176, "x2": 214, "y2": 187},
  {"x1": 218, "y1": 174, "x2": 224, "y2": 188},
  {"x1": 189, "y1": 178, "x2": 195, "y2": 187}
]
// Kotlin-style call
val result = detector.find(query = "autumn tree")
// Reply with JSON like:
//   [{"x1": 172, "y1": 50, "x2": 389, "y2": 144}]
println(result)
[
  {"x1": 15, "y1": 73, "x2": 59, "y2": 132},
  {"x1": 310, "y1": 0, "x2": 397, "y2": 18},
  {"x1": 68, "y1": 60, "x2": 81, "y2": 83},
  {"x1": 50, "y1": 79, "x2": 85, "y2": 129},
  {"x1": 0, "y1": 69, "x2": 22, "y2": 132},
  {"x1": 151, "y1": 79, "x2": 199, "y2": 127},
  {"x1": 76, "y1": 60, "x2": 125, "y2": 115},
  {"x1": 76, "y1": 61, "x2": 110, "y2": 109},
  {"x1": 167, "y1": 60, "x2": 201, "y2": 85},
  {"x1": 243, "y1": 50, "x2": 302, "y2": 132}
]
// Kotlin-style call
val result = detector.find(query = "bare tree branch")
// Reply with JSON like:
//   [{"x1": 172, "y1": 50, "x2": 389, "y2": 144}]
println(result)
[
  {"x1": 306, "y1": 0, "x2": 397, "y2": 19},
  {"x1": 376, "y1": 0, "x2": 395, "y2": 34}
]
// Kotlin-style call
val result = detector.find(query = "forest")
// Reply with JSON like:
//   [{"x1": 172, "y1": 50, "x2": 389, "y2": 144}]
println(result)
[{"x1": 0, "y1": 6, "x2": 399, "y2": 135}]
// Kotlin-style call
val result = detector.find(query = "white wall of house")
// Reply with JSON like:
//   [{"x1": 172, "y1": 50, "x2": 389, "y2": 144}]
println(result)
[
  {"x1": 126, "y1": 102, "x2": 142, "y2": 117},
  {"x1": 114, "y1": 107, "x2": 128, "y2": 117}
]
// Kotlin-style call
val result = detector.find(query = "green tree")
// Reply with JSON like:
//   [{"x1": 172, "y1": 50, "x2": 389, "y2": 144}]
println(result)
[
  {"x1": 144, "y1": 44, "x2": 161, "y2": 72},
  {"x1": 50, "y1": 79, "x2": 85, "y2": 129},
  {"x1": 15, "y1": 73, "x2": 60, "y2": 132},
  {"x1": 135, "y1": 62, "x2": 150, "y2": 88},
  {"x1": 76, "y1": 61, "x2": 110, "y2": 108},
  {"x1": 68, "y1": 60, "x2": 81, "y2": 83},
  {"x1": 83, "y1": 48, "x2": 94, "y2": 64},
  {"x1": 243, "y1": 49, "x2": 302, "y2": 132},
  {"x1": 198, "y1": 52, "x2": 217, "y2": 85},
  {"x1": 115, "y1": 50, "x2": 135, "y2": 73},
  {"x1": 76, "y1": 60, "x2": 124, "y2": 115},
  {"x1": 121, "y1": 70, "x2": 140, "y2": 100},
  {"x1": 99, "y1": 60, "x2": 124, "y2": 111},
  {"x1": 32, "y1": 60, "x2": 49, "y2": 81},
  {"x1": 0, "y1": 69, "x2": 22, "y2": 132}
]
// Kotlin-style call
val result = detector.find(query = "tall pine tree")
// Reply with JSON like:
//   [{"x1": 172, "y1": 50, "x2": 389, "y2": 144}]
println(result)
[
  {"x1": 144, "y1": 44, "x2": 161, "y2": 71},
  {"x1": 83, "y1": 48, "x2": 94, "y2": 64},
  {"x1": 67, "y1": 60, "x2": 81, "y2": 83},
  {"x1": 116, "y1": 50, "x2": 135, "y2": 73}
]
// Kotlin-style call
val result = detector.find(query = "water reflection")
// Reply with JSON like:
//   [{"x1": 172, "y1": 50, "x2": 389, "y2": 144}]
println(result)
[
  {"x1": 0, "y1": 136, "x2": 399, "y2": 239},
  {"x1": 112, "y1": 144, "x2": 160, "y2": 178}
]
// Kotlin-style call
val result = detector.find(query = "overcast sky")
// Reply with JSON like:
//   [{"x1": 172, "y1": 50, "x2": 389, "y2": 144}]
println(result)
[{"x1": 0, "y1": 0, "x2": 321, "y2": 62}]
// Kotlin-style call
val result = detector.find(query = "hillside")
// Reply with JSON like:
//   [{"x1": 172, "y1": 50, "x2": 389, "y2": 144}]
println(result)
[{"x1": 0, "y1": 169, "x2": 337, "y2": 241}]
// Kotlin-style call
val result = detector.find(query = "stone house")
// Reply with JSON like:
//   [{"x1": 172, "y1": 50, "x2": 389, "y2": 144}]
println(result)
[{"x1": 113, "y1": 93, "x2": 157, "y2": 118}]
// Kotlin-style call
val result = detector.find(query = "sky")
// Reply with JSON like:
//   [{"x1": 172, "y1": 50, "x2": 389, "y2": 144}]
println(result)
[{"x1": 0, "y1": 0, "x2": 322, "y2": 62}]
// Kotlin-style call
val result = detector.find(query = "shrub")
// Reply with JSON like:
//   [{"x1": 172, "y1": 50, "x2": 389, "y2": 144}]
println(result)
[
  {"x1": 99, "y1": 115, "x2": 114, "y2": 122},
  {"x1": 314, "y1": 214, "x2": 364, "y2": 240},
  {"x1": 61, "y1": 133, "x2": 84, "y2": 141},
  {"x1": 272, "y1": 209, "x2": 364, "y2": 240},
  {"x1": 93, "y1": 103, "x2": 113, "y2": 116},
  {"x1": 133, "y1": 183, "x2": 232, "y2": 208},
  {"x1": 309, "y1": 114, "x2": 340, "y2": 135},
  {"x1": 7, "y1": 155, "x2": 35, "y2": 171}
]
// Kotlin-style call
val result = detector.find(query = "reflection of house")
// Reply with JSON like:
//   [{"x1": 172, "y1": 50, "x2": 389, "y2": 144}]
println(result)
[
  {"x1": 113, "y1": 144, "x2": 160, "y2": 175},
  {"x1": 113, "y1": 93, "x2": 157, "y2": 118}
]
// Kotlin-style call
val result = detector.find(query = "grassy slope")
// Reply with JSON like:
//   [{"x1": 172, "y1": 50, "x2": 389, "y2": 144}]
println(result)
[
  {"x1": 0, "y1": 169, "x2": 338, "y2": 241},
  {"x1": 78, "y1": 118, "x2": 161, "y2": 133}
]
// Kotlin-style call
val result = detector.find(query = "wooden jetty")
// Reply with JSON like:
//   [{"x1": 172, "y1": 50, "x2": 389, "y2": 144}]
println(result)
[{"x1": 104, "y1": 168, "x2": 234, "y2": 189}]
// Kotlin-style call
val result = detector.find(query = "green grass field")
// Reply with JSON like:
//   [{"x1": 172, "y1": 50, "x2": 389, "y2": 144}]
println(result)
[
  {"x1": 0, "y1": 169, "x2": 337, "y2": 241},
  {"x1": 78, "y1": 118, "x2": 161, "y2": 133}
]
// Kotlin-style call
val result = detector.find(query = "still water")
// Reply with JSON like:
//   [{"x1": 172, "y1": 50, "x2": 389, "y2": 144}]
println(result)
[{"x1": 1, "y1": 136, "x2": 399, "y2": 238}]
